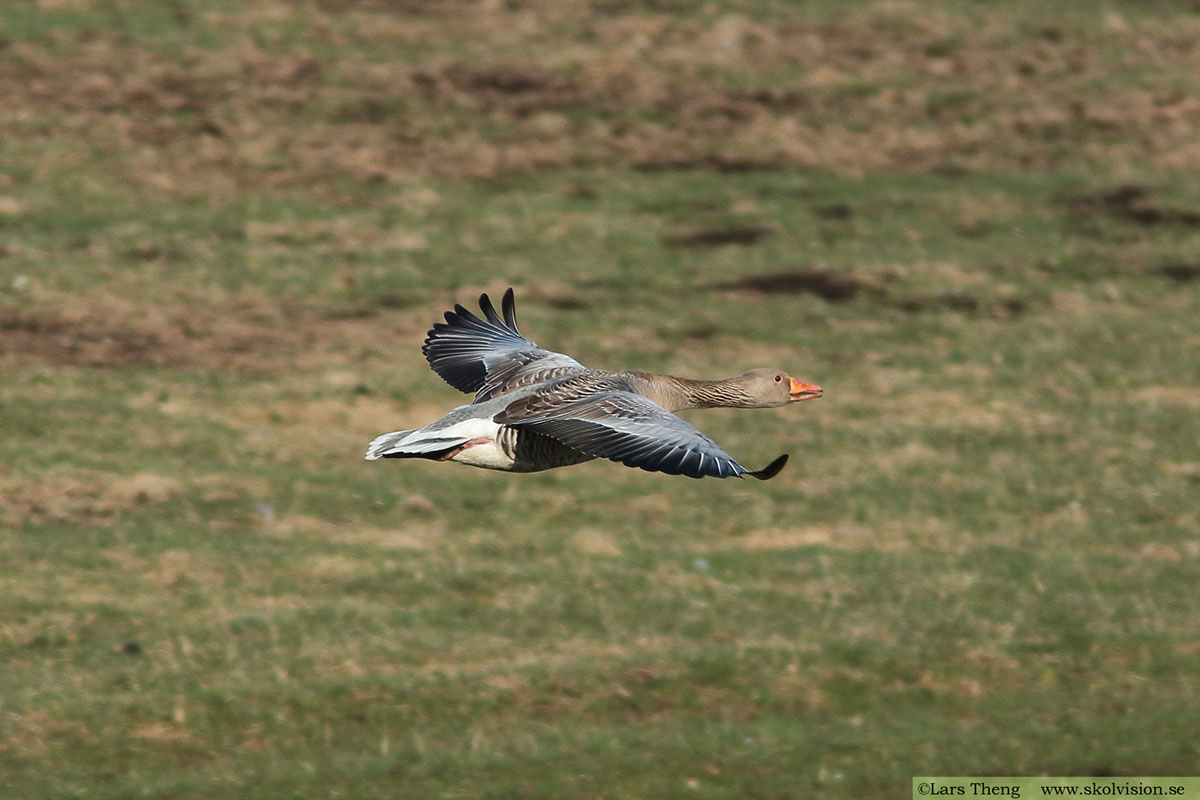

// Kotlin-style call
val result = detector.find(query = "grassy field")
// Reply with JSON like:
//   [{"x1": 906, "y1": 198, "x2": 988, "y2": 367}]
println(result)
[{"x1": 2, "y1": 1, "x2": 1200, "y2": 797}]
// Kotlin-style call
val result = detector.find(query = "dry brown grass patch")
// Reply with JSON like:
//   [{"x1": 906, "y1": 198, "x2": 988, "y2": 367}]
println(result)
[
  {"x1": 0, "y1": 287, "x2": 437, "y2": 377},
  {"x1": 8, "y1": 3, "x2": 1200, "y2": 195},
  {"x1": 0, "y1": 467, "x2": 182, "y2": 528}
]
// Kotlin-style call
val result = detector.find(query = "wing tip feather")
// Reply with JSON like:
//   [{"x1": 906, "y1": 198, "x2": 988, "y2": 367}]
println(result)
[
  {"x1": 501, "y1": 287, "x2": 518, "y2": 331},
  {"x1": 745, "y1": 453, "x2": 789, "y2": 481},
  {"x1": 478, "y1": 292, "x2": 502, "y2": 326}
]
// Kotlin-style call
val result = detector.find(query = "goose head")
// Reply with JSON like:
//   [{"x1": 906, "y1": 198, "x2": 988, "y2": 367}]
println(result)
[{"x1": 733, "y1": 368, "x2": 824, "y2": 408}]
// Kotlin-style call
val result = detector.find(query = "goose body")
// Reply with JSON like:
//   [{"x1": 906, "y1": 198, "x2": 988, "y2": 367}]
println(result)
[{"x1": 365, "y1": 289, "x2": 822, "y2": 480}]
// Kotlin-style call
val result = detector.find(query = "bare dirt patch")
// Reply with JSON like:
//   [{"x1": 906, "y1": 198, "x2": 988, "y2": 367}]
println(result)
[
  {"x1": 0, "y1": 307, "x2": 178, "y2": 368},
  {"x1": 1160, "y1": 262, "x2": 1200, "y2": 283},
  {"x1": 1069, "y1": 184, "x2": 1200, "y2": 227},
  {"x1": 0, "y1": 302, "x2": 278, "y2": 370},
  {"x1": 714, "y1": 268, "x2": 1031, "y2": 316},
  {"x1": 715, "y1": 269, "x2": 874, "y2": 302},
  {"x1": 0, "y1": 292, "x2": 427, "y2": 374}
]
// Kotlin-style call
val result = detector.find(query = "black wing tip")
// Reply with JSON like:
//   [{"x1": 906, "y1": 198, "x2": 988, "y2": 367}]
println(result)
[
  {"x1": 478, "y1": 292, "x2": 502, "y2": 325},
  {"x1": 429, "y1": 304, "x2": 482, "y2": 334},
  {"x1": 746, "y1": 453, "x2": 789, "y2": 481},
  {"x1": 423, "y1": 296, "x2": 501, "y2": 347},
  {"x1": 501, "y1": 287, "x2": 518, "y2": 331},
  {"x1": 473, "y1": 288, "x2": 519, "y2": 331}
]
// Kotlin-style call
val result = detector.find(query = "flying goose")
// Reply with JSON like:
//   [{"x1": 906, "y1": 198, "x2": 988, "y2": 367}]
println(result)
[{"x1": 365, "y1": 289, "x2": 822, "y2": 480}]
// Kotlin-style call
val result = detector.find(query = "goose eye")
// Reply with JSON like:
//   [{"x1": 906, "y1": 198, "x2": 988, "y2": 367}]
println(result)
[{"x1": 774, "y1": 374, "x2": 782, "y2": 382}]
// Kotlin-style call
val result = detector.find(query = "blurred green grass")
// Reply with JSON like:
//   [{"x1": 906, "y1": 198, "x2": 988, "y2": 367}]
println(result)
[{"x1": 2, "y1": 1, "x2": 1200, "y2": 798}]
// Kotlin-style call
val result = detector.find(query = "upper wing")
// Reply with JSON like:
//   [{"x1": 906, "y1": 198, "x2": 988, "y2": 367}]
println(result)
[
  {"x1": 497, "y1": 389, "x2": 788, "y2": 480},
  {"x1": 422, "y1": 288, "x2": 586, "y2": 403}
]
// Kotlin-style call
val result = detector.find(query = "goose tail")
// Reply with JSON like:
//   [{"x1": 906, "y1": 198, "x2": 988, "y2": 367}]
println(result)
[{"x1": 365, "y1": 429, "x2": 467, "y2": 461}]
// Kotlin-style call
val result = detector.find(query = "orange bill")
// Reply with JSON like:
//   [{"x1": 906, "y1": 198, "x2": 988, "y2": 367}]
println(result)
[{"x1": 788, "y1": 378, "x2": 823, "y2": 401}]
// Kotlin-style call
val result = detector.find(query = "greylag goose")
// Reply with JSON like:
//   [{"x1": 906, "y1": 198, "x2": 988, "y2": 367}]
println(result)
[{"x1": 365, "y1": 289, "x2": 822, "y2": 480}]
